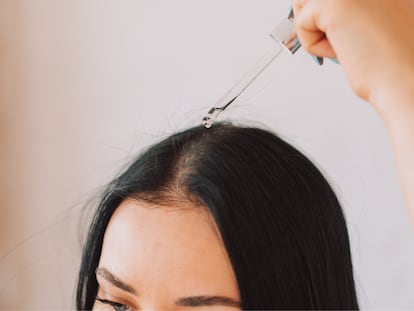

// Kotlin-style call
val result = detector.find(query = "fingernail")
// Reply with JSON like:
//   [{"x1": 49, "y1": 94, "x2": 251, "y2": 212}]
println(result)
[
  {"x1": 329, "y1": 58, "x2": 339, "y2": 64},
  {"x1": 312, "y1": 56, "x2": 324, "y2": 66}
]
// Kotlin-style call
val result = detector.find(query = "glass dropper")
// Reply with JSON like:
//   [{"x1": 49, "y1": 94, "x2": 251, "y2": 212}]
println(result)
[{"x1": 202, "y1": 9, "x2": 301, "y2": 129}]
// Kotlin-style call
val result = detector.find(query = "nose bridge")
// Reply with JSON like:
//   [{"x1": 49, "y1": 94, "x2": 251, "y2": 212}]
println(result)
[
  {"x1": 139, "y1": 300, "x2": 174, "y2": 311},
  {"x1": 137, "y1": 274, "x2": 176, "y2": 311}
]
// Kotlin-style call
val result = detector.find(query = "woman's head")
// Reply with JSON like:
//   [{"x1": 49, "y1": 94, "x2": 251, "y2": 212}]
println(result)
[{"x1": 77, "y1": 122, "x2": 359, "y2": 310}]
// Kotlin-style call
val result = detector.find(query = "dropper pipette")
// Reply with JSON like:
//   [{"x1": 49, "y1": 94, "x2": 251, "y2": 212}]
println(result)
[{"x1": 202, "y1": 8, "x2": 302, "y2": 128}]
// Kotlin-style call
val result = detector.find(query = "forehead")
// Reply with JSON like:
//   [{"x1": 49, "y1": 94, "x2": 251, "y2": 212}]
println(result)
[{"x1": 98, "y1": 198, "x2": 239, "y2": 299}]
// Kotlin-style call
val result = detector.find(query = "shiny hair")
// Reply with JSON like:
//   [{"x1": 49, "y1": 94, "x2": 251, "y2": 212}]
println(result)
[{"x1": 76, "y1": 122, "x2": 359, "y2": 310}]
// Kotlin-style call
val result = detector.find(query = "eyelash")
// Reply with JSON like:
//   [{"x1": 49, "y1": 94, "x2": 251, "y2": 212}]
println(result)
[{"x1": 95, "y1": 297, "x2": 132, "y2": 311}]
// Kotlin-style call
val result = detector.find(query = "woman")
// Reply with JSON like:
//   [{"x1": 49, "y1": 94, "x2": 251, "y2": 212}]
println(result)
[{"x1": 77, "y1": 122, "x2": 359, "y2": 310}]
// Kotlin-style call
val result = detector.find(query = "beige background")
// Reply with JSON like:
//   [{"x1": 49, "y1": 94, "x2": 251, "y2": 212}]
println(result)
[{"x1": 1, "y1": 0, "x2": 413, "y2": 309}]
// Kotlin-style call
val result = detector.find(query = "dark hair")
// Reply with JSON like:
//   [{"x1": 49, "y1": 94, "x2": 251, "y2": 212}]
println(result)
[{"x1": 76, "y1": 122, "x2": 359, "y2": 310}]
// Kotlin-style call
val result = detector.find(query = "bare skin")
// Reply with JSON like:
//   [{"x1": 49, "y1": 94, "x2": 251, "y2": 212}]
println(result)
[
  {"x1": 93, "y1": 199, "x2": 241, "y2": 311},
  {"x1": 292, "y1": 0, "x2": 414, "y2": 223}
]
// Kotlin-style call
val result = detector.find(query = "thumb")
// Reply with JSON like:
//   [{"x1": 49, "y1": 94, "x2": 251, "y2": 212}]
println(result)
[{"x1": 293, "y1": 0, "x2": 337, "y2": 59}]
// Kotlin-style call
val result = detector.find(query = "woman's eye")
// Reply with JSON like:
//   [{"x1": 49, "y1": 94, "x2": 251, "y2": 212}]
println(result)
[{"x1": 95, "y1": 297, "x2": 131, "y2": 311}]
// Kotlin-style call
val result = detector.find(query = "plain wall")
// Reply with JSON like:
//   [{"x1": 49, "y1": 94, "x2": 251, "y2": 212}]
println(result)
[{"x1": 1, "y1": 0, "x2": 413, "y2": 309}]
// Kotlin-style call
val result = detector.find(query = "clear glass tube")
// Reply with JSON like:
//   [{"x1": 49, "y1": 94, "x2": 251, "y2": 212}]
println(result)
[{"x1": 202, "y1": 43, "x2": 284, "y2": 128}]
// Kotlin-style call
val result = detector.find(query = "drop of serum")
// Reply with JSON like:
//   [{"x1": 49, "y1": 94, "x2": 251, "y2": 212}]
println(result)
[
  {"x1": 202, "y1": 116, "x2": 213, "y2": 129},
  {"x1": 202, "y1": 107, "x2": 223, "y2": 129}
]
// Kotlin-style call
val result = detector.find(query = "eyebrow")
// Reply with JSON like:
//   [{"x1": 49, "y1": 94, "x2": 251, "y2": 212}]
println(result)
[
  {"x1": 96, "y1": 267, "x2": 241, "y2": 308},
  {"x1": 175, "y1": 296, "x2": 242, "y2": 308},
  {"x1": 96, "y1": 267, "x2": 137, "y2": 295}
]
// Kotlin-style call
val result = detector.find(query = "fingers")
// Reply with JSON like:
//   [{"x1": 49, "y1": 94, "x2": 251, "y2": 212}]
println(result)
[
  {"x1": 292, "y1": 0, "x2": 306, "y2": 17},
  {"x1": 292, "y1": 0, "x2": 337, "y2": 59}
]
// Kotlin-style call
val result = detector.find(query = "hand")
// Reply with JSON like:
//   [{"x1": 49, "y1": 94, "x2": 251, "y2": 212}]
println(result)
[
  {"x1": 293, "y1": 0, "x2": 414, "y2": 117},
  {"x1": 293, "y1": 0, "x2": 414, "y2": 225}
]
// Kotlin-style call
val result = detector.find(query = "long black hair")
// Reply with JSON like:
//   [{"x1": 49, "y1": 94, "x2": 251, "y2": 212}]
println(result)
[{"x1": 76, "y1": 122, "x2": 359, "y2": 310}]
